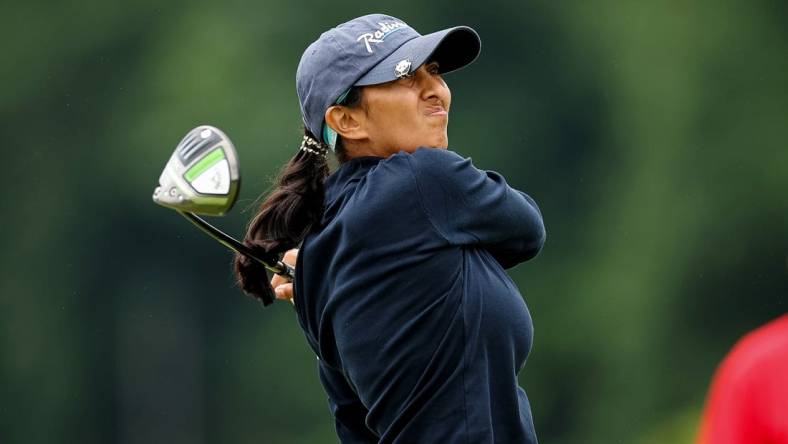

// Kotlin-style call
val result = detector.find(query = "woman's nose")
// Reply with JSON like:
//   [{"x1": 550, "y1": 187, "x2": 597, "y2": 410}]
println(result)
[{"x1": 418, "y1": 68, "x2": 449, "y2": 103}]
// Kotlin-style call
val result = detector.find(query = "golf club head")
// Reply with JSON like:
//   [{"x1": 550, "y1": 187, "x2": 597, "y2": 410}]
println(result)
[{"x1": 152, "y1": 125, "x2": 240, "y2": 216}]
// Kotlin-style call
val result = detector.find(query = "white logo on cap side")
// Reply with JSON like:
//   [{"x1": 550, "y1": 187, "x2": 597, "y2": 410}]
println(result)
[
  {"x1": 357, "y1": 21, "x2": 408, "y2": 53},
  {"x1": 395, "y1": 59, "x2": 412, "y2": 79}
]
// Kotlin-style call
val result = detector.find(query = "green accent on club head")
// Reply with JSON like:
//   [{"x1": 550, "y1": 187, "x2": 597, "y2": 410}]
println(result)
[
  {"x1": 184, "y1": 147, "x2": 226, "y2": 182},
  {"x1": 190, "y1": 195, "x2": 232, "y2": 209}
]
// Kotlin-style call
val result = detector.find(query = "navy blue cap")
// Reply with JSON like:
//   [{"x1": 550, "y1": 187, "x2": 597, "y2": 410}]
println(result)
[{"x1": 296, "y1": 14, "x2": 481, "y2": 148}]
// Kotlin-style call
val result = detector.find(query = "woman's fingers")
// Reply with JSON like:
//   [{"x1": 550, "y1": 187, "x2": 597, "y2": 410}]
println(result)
[
  {"x1": 282, "y1": 248, "x2": 298, "y2": 266},
  {"x1": 275, "y1": 283, "x2": 294, "y2": 301},
  {"x1": 270, "y1": 272, "x2": 289, "y2": 289},
  {"x1": 270, "y1": 248, "x2": 298, "y2": 303}
]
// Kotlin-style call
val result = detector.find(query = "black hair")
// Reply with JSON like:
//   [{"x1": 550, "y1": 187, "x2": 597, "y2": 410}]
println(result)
[{"x1": 233, "y1": 86, "x2": 363, "y2": 302}]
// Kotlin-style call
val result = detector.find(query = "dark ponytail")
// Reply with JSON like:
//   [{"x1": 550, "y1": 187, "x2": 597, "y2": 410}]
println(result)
[
  {"x1": 234, "y1": 87, "x2": 362, "y2": 302},
  {"x1": 232, "y1": 128, "x2": 329, "y2": 302}
]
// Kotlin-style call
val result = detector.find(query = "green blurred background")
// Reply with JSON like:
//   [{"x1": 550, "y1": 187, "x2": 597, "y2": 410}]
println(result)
[{"x1": 2, "y1": 1, "x2": 786, "y2": 443}]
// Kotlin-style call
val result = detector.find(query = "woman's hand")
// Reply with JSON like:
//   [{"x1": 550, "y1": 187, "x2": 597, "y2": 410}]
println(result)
[{"x1": 270, "y1": 248, "x2": 298, "y2": 303}]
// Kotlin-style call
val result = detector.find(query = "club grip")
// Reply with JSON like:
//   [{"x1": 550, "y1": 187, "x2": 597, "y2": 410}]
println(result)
[{"x1": 275, "y1": 261, "x2": 296, "y2": 280}]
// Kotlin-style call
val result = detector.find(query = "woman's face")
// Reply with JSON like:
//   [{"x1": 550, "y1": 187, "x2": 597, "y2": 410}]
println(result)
[{"x1": 342, "y1": 61, "x2": 452, "y2": 156}]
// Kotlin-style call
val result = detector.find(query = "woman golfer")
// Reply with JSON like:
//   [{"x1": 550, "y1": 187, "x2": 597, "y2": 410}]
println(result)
[{"x1": 235, "y1": 14, "x2": 546, "y2": 443}]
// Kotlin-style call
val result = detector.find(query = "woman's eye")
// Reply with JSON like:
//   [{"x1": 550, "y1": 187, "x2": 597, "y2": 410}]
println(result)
[
  {"x1": 399, "y1": 73, "x2": 416, "y2": 85},
  {"x1": 428, "y1": 63, "x2": 440, "y2": 74}
]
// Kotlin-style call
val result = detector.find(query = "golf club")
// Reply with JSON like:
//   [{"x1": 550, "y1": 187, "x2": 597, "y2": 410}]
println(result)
[{"x1": 152, "y1": 125, "x2": 294, "y2": 306}]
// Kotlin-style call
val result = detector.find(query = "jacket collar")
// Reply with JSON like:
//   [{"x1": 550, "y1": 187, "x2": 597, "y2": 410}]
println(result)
[{"x1": 324, "y1": 156, "x2": 385, "y2": 206}]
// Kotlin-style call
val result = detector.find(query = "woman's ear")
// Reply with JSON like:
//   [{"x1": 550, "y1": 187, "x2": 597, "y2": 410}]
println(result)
[{"x1": 325, "y1": 106, "x2": 368, "y2": 142}]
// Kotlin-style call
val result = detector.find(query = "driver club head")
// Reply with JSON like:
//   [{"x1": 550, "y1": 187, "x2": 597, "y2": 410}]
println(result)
[{"x1": 152, "y1": 125, "x2": 240, "y2": 216}]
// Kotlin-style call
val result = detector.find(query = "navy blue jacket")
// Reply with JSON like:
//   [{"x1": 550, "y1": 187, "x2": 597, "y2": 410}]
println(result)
[{"x1": 293, "y1": 147, "x2": 546, "y2": 443}]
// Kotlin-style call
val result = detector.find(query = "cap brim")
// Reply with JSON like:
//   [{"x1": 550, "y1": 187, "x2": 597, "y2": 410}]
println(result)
[{"x1": 354, "y1": 26, "x2": 481, "y2": 86}]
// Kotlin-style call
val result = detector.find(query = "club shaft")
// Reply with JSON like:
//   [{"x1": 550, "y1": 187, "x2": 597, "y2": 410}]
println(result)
[{"x1": 178, "y1": 211, "x2": 296, "y2": 280}]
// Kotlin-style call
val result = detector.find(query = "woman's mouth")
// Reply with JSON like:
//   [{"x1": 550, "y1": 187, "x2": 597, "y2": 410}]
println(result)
[{"x1": 424, "y1": 106, "x2": 448, "y2": 117}]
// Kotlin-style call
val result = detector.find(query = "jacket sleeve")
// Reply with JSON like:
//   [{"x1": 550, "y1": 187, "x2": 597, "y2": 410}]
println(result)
[
  {"x1": 406, "y1": 147, "x2": 546, "y2": 269},
  {"x1": 318, "y1": 360, "x2": 379, "y2": 443}
]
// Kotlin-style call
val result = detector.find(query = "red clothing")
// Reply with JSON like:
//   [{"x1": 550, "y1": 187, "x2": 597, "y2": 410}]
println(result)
[{"x1": 698, "y1": 315, "x2": 788, "y2": 444}]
